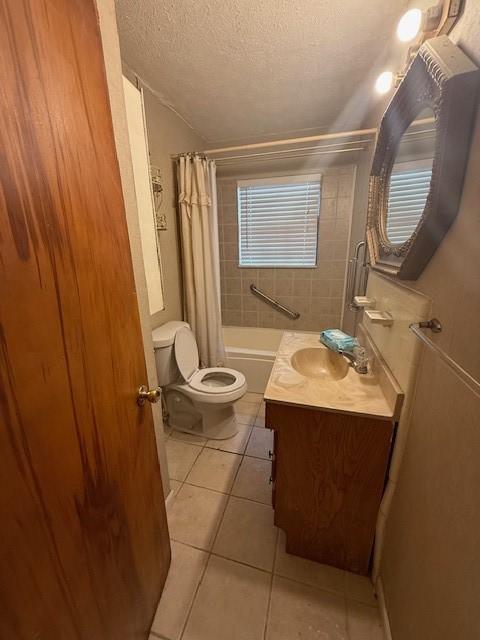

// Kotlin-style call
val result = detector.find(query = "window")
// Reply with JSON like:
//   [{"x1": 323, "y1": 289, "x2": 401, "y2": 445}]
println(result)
[
  {"x1": 237, "y1": 175, "x2": 322, "y2": 267},
  {"x1": 386, "y1": 163, "x2": 433, "y2": 245}
]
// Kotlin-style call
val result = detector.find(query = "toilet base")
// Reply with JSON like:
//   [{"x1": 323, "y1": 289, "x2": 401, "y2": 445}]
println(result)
[
  {"x1": 166, "y1": 389, "x2": 240, "y2": 440},
  {"x1": 171, "y1": 416, "x2": 238, "y2": 441},
  {"x1": 198, "y1": 405, "x2": 239, "y2": 439}
]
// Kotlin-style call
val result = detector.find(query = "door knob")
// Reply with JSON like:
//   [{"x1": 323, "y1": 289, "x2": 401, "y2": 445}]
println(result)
[{"x1": 137, "y1": 385, "x2": 161, "y2": 406}]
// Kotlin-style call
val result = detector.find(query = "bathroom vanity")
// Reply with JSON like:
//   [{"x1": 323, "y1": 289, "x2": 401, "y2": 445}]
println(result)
[{"x1": 264, "y1": 330, "x2": 402, "y2": 575}]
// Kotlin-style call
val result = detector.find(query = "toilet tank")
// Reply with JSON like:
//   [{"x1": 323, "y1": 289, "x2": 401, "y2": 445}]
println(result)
[{"x1": 152, "y1": 321, "x2": 189, "y2": 386}]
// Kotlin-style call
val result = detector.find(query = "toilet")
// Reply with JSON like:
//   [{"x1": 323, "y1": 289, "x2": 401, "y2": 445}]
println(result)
[{"x1": 152, "y1": 321, "x2": 247, "y2": 439}]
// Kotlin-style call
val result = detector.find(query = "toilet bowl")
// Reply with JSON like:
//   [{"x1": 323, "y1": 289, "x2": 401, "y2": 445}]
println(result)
[{"x1": 152, "y1": 321, "x2": 247, "y2": 439}]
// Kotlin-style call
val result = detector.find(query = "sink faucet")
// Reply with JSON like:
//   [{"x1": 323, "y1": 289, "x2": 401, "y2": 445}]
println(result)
[{"x1": 338, "y1": 348, "x2": 369, "y2": 374}]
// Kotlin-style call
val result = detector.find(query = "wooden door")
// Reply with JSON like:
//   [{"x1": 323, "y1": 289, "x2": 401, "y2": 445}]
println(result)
[{"x1": 0, "y1": 1, "x2": 170, "y2": 638}]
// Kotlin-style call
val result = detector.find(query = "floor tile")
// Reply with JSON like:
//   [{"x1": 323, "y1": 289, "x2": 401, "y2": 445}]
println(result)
[
  {"x1": 183, "y1": 555, "x2": 270, "y2": 640},
  {"x1": 254, "y1": 414, "x2": 266, "y2": 428},
  {"x1": 246, "y1": 427, "x2": 274, "y2": 460},
  {"x1": 206, "y1": 423, "x2": 252, "y2": 454},
  {"x1": 244, "y1": 392, "x2": 264, "y2": 403},
  {"x1": 235, "y1": 400, "x2": 260, "y2": 417},
  {"x1": 232, "y1": 456, "x2": 272, "y2": 505},
  {"x1": 169, "y1": 429, "x2": 207, "y2": 447},
  {"x1": 235, "y1": 412, "x2": 256, "y2": 426},
  {"x1": 346, "y1": 600, "x2": 384, "y2": 640},
  {"x1": 257, "y1": 403, "x2": 266, "y2": 417},
  {"x1": 166, "y1": 440, "x2": 202, "y2": 482},
  {"x1": 266, "y1": 575, "x2": 348, "y2": 640},
  {"x1": 169, "y1": 480, "x2": 182, "y2": 499},
  {"x1": 345, "y1": 572, "x2": 377, "y2": 606},
  {"x1": 151, "y1": 541, "x2": 208, "y2": 640},
  {"x1": 168, "y1": 484, "x2": 228, "y2": 550},
  {"x1": 213, "y1": 496, "x2": 278, "y2": 571},
  {"x1": 186, "y1": 448, "x2": 241, "y2": 493},
  {"x1": 275, "y1": 530, "x2": 345, "y2": 596}
]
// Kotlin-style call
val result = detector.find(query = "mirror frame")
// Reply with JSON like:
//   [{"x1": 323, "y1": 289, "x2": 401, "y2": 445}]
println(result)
[{"x1": 366, "y1": 36, "x2": 479, "y2": 280}]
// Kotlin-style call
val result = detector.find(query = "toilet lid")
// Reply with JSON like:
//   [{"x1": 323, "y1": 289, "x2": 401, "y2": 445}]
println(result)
[{"x1": 174, "y1": 327, "x2": 200, "y2": 381}]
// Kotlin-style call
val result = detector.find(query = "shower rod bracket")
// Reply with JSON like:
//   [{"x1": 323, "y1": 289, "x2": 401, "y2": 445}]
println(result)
[{"x1": 416, "y1": 318, "x2": 442, "y2": 333}]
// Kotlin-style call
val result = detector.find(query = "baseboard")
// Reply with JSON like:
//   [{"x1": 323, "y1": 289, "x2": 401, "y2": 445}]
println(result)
[
  {"x1": 165, "y1": 488, "x2": 176, "y2": 511},
  {"x1": 376, "y1": 577, "x2": 393, "y2": 640}
]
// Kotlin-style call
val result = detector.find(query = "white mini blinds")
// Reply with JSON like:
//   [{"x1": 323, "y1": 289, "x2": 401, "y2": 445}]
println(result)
[
  {"x1": 386, "y1": 167, "x2": 433, "y2": 245},
  {"x1": 237, "y1": 175, "x2": 322, "y2": 267}
]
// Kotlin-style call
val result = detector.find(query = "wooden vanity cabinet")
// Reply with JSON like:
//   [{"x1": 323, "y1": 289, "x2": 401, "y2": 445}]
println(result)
[{"x1": 266, "y1": 400, "x2": 394, "y2": 575}]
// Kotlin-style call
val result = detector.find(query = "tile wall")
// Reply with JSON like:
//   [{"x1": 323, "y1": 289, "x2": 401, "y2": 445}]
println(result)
[{"x1": 217, "y1": 166, "x2": 355, "y2": 331}]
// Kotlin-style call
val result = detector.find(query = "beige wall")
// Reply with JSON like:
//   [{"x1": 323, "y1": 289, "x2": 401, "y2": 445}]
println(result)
[
  {"x1": 96, "y1": 0, "x2": 170, "y2": 494},
  {"x1": 218, "y1": 166, "x2": 356, "y2": 332},
  {"x1": 375, "y1": 6, "x2": 480, "y2": 638}
]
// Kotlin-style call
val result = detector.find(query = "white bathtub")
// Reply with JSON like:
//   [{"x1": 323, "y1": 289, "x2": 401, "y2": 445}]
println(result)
[{"x1": 223, "y1": 326, "x2": 284, "y2": 393}]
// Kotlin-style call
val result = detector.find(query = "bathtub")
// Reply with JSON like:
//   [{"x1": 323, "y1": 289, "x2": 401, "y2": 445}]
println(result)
[{"x1": 223, "y1": 326, "x2": 284, "y2": 393}]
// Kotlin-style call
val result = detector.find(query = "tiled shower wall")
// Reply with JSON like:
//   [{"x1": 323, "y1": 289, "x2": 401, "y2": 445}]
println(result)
[{"x1": 217, "y1": 165, "x2": 355, "y2": 331}]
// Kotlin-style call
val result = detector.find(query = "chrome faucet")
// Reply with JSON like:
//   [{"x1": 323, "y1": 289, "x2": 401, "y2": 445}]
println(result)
[{"x1": 338, "y1": 348, "x2": 369, "y2": 374}]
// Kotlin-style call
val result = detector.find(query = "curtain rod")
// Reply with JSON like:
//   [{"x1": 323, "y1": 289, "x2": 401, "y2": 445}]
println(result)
[
  {"x1": 171, "y1": 127, "x2": 377, "y2": 159},
  {"x1": 171, "y1": 118, "x2": 436, "y2": 160},
  {"x1": 215, "y1": 146, "x2": 367, "y2": 164},
  {"x1": 213, "y1": 139, "x2": 372, "y2": 163}
]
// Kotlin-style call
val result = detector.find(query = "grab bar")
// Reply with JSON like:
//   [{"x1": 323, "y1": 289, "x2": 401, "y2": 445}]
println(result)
[
  {"x1": 409, "y1": 320, "x2": 480, "y2": 398},
  {"x1": 347, "y1": 241, "x2": 367, "y2": 311},
  {"x1": 250, "y1": 284, "x2": 300, "y2": 320}
]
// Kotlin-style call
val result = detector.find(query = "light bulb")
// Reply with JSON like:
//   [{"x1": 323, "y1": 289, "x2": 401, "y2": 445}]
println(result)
[
  {"x1": 396, "y1": 8, "x2": 423, "y2": 42},
  {"x1": 375, "y1": 71, "x2": 394, "y2": 95}
]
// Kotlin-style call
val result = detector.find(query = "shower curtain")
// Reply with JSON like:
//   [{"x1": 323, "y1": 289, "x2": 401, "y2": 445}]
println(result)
[{"x1": 177, "y1": 154, "x2": 226, "y2": 368}]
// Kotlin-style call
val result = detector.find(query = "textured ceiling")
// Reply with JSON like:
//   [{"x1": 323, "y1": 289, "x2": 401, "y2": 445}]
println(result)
[{"x1": 115, "y1": 0, "x2": 409, "y2": 144}]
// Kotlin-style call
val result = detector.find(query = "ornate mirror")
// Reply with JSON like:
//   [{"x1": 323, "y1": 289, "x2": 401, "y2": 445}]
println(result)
[
  {"x1": 384, "y1": 107, "x2": 435, "y2": 247},
  {"x1": 366, "y1": 36, "x2": 479, "y2": 280}
]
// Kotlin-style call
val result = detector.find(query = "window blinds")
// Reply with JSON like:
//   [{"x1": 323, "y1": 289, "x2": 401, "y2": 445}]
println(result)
[
  {"x1": 237, "y1": 175, "x2": 322, "y2": 267},
  {"x1": 386, "y1": 168, "x2": 433, "y2": 244}
]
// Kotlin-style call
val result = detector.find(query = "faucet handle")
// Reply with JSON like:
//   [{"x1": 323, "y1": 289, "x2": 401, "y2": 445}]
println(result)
[
  {"x1": 353, "y1": 345, "x2": 369, "y2": 374},
  {"x1": 353, "y1": 345, "x2": 368, "y2": 363}
]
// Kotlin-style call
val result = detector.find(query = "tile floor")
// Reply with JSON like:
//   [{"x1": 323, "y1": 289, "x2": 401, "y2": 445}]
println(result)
[{"x1": 151, "y1": 392, "x2": 384, "y2": 640}]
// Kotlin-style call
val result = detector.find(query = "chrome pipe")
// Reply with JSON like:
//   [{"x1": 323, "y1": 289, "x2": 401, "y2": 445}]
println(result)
[
  {"x1": 347, "y1": 240, "x2": 366, "y2": 311},
  {"x1": 250, "y1": 284, "x2": 300, "y2": 320}
]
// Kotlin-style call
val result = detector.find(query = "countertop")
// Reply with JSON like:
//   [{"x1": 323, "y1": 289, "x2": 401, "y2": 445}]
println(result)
[{"x1": 264, "y1": 331, "x2": 403, "y2": 420}]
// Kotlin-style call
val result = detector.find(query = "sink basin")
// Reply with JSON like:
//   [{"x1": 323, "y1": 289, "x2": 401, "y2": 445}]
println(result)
[{"x1": 290, "y1": 347, "x2": 349, "y2": 381}]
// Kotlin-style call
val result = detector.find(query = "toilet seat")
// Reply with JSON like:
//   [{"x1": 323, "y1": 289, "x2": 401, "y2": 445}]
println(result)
[
  {"x1": 189, "y1": 367, "x2": 246, "y2": 394},
  {"x1": 174, "y1": 327, "x2": 246, "y2": 397}
]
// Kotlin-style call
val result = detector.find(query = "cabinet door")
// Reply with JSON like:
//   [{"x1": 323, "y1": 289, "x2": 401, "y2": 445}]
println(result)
[
  {"x1": 271, "y1": 429, "x2": 277, "y2": 508},
  {"x1": 267, "y1": 402, "x2": 392, "y2": 574}
]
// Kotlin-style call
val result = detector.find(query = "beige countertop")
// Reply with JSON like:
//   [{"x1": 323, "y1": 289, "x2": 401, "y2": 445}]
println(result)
[{"x1": 264, "y1": 331, "x2": 403, "y2": 420}]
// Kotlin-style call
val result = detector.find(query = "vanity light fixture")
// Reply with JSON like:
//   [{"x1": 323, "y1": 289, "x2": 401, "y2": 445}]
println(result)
[
  {"x1": 375, "y1": 71, "x2": 394, "y2": 95},
  {"x1": 375, "y1": 1, "x2": 465, "y2": 96},
  {"x1": 396, "y1": 8, "x2": 423, "y2": 42}
]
